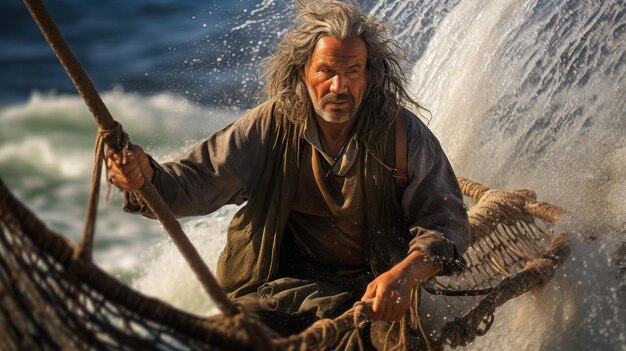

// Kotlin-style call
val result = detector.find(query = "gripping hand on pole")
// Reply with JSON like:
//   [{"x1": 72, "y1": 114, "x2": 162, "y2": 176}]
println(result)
[{"x1": 107, "y1": 144, "x2": 154, "y2": 192}]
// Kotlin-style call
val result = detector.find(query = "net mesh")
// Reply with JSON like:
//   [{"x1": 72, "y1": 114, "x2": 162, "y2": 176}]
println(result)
[
  {"x1": 0, "y1": 177, "x2": 569, "y2": 350},
  {"x1": 0, "y1": 180, "x2": 251, "y2": 351},
  {"x1": 424, "y1": 178, "x2": 566, "y2": 296}
]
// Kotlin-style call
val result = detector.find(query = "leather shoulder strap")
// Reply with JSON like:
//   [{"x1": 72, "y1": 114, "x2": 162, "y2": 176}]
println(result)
[{"x1": 394, "y1": 111, "x2": 409, "y2": 191}]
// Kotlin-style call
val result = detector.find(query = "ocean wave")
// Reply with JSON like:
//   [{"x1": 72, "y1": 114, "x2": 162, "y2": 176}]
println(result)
[
  {"x1": 0, "y1": 136, "x2": 89, "y2": 180},
  {"x1": 406, "y1": 0, "x2": 625, "y2": 349},
  {"x1": 0, "y1": 88, "x2": 239, "y2": 182},
  {"x1": 0, "y1": 89, "x2": 241, "y2": 286}
]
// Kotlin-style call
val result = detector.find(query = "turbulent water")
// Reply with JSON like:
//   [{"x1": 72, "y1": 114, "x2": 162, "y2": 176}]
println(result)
[{"x1": 1, "y1": 0, "x2": 624, "y2": 349}]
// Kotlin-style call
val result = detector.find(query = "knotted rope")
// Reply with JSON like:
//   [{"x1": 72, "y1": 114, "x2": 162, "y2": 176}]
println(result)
[
  {"x1": 74, "y1": 123, "x2": 128, "y2": 262},
  {"x1": 274, "y1": 301, "x2": 373, "y2": 350},
  {"x1": 1, "y1": 172, "x2": 571, "y2": 350},
  {"x1": 431, "y1": 233, "x2": 570, "y2": 349},
  {"x1": 19, "y1": 1, "x2": 573, "y2": 349},
  {"x1": 20, "y1": 1, "x2": 284, "y2": 348},
  {"x1": 22, "y1": 0, "x2": 238, "y2": 315}
]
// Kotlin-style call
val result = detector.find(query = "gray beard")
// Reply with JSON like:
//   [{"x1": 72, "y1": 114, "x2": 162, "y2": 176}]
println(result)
[{"x1": 313, "y1": 104, "x2": 357, "y2": 124}]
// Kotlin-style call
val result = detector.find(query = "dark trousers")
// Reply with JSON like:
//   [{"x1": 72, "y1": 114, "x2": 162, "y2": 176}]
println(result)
[
  {"x1": 233, "y1": 293, "x2": 423, "y2": 350},
  {"x1": 233, "y1": 293, "x2": 319, "y2": 337}
]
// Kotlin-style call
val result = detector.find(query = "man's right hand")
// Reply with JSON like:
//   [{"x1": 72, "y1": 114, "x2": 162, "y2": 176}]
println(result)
[{"x1": 107, "y1": 144, "x2": 154, "y2": 192}]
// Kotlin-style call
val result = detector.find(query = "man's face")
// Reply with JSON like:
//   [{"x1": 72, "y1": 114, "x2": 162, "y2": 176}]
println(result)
[{"x1": 302, "y1": 35, "x2": 368, "y2": 124}]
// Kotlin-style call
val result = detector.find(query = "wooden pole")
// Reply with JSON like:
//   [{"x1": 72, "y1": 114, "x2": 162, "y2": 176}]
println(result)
[{"x1": 22, "y1": 0, "x2": 238, "y2": 317}]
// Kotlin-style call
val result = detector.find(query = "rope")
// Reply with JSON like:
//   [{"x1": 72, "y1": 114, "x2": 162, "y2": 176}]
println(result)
[
  {"x1": 458, "y1": 178, "x2": 490, "y2": 201},
  {"x1": 432, "y1": 232, "x2": 570, "y2": 348},
  {"x1": 274, "y1": 301, "x2": 373, "y2": 350},
  {"x1": 16, "y1": 2, "x2": 574, "y2": 347},
  {"x1": 73, "y1": 133, "x2": 104, "y2": 262},
  {"x1": 382, "y1": 321, "x2": 396, "y2": 350},
  {"x1": 231, "y1": 305, "x2": 277, "y2": 351},
  {"x1": 22, "y1": 0, "x2": 243, "y2": 319},
  {"x1": 0, "y1": 179, "x2": 253, "y2": 349},
  {"x1": 74, "y1": 124, "x2": 128, "y2": 262},
  {"x1": 99, "y1": 124, "x2": 129, "y2": 201},
  {"x1": 1, "y1": 174, "x2": 571, "y2": 350},
  {"x1": 22, "y1": 0, "x2": 117, "y2": 130},
  {"x1": 413, "y1": 288, "x2": 433, "y2": 351},
  {"x1": 18, "y1": 4, "x2": 280, "y2": 349},
  {"x1": 525, "y1": 200, "x2": 567, "y2": 224}
]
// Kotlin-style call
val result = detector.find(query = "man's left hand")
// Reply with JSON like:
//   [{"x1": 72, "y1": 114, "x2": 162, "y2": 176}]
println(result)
[{"x1": 361, "y1": 251, "x2": 440, "y2": 322}]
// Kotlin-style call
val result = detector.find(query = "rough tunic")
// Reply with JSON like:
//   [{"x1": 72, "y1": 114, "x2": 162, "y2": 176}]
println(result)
[
  {"x1": 288, "y1": 112, "x2": 369, "y2": 268},
  {"x1": 124, "y1": 101, "x2": 470, "y2": 316}
]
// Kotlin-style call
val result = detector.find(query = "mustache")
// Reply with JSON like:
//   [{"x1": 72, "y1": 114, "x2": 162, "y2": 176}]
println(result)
[{"x1": 320, "y1": 93, "x2": 353, "y2": 106}]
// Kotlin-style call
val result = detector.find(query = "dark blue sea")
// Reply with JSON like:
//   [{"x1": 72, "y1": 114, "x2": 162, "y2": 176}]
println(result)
[
  {"x1": 1, "y1": 0, "x2": 294, "y2": 105},
  {"x1": 1, "y1": 1, "x2": 624, "y2": 349}
]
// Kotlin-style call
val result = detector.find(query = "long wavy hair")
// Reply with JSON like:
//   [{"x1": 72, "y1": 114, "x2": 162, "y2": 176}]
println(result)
[{"x1": 262, "y1": 0, "x2": 422, "y2": 144}]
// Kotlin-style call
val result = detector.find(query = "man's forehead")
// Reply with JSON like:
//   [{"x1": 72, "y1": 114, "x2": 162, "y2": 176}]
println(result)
[{"x1": 310, "y1": 35, "x2": 367, "y2": 63}]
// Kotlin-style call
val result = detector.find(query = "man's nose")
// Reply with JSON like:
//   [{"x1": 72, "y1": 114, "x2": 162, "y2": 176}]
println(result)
[{"x1": 329, "y1": 74, "x2": 347, "y2": 94}]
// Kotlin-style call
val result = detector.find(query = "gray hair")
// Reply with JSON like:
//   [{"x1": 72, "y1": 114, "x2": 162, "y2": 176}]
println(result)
[{"x1": 262, "y1": 0, "x2": 421, "y2": 143}]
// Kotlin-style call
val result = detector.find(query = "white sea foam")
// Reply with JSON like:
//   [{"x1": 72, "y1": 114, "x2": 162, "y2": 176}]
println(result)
[
  {"x1": 0, "y1": 136, "x2": 87, "y2": 178},
  {"x1": 410, "y1": 0, "x2": 625, "y2": 348},
  {"x1": 131, "y1": 206, "x2": 237, "y2": 316},
  {"x1": 0, "y1": 89, "x2": 238, "y2": 182},
  {"x1": 0, "y1": 89, "x2": 239, "y2": 280}
]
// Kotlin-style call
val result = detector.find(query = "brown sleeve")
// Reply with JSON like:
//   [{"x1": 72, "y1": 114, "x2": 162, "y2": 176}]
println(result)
[
  {"x1": 122, "y1": 103, "x2": 274, "y2": 218},
  {"x1": 402, "y1": 112, "x2": 471, "y2": 276}
]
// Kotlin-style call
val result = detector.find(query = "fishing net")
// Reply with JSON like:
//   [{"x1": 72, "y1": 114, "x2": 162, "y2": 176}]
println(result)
[
  {"x1": 421, "y1": 178, "x2": 570, "y2": 348},
  {"x1": 8, "y1": 0, "x2": 570, "y2": 348},
  {"x1": 0, "y1": 177, "x2": 569, "y2": 350},
  {"x1": 10, "y1": 0, "x2": 572, "y2": 347},
  {"x1": 0, "y1": 179, "x2": 255, "y2": 351},
  {"x1": 426, "y1": 178, "x2": 566, "y2": 295}
]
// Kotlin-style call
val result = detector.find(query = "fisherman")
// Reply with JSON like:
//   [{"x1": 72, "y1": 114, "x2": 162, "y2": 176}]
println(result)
[{"x1": 108, "y1": 0, "x2": 470, "y2": 347}]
